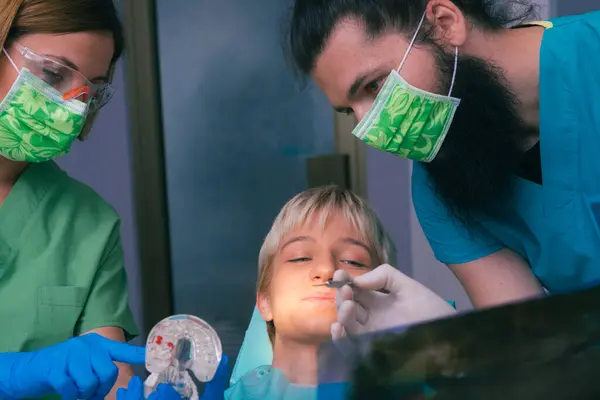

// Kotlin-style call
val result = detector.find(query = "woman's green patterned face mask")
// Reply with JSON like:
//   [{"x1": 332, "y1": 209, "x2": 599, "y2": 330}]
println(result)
[
  {"x1": 352, "y1": 13, "x2": 460, "y2": 163},
  {"x1": 0, "y1": 50, "x2": 88, "y2": 162}
]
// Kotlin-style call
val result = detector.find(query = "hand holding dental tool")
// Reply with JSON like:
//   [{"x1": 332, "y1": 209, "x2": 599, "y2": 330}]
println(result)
[
  {"x1": 0, "y1": 333, "x2": 145, "y2": 400},
  {"x1": 330, "y1": 264, "x2": 457, "y2": 341}
]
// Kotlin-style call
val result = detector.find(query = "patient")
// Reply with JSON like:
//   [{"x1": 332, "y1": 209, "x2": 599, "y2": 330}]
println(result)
[{"x1": 225, "y1": 185, "x2": 396, "y2": 399}]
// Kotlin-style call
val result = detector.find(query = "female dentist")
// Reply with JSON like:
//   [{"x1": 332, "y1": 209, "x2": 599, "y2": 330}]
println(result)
[{"x1": 0, "y1": 0, "x2": 140, "y2": 398}]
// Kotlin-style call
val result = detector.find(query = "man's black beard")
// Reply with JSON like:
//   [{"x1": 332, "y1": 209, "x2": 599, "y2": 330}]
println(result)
[{"x1": 423, "y1": 49, "x2": 531, "y2": 225}]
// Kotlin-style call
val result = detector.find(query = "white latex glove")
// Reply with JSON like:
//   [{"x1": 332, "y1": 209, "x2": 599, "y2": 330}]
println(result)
[{"x1": 331, "y1": 264, "x2": 457, "y2": 341}]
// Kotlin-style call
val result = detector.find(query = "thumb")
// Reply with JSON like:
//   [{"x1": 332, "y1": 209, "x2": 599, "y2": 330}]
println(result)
[
  {"x1": 127, "y1": 376, "x2": 143, "y2": 391},
  {"x1": 152, "y1": 384, "x2": 181, "y2": 400},
  {"x1": 122, "y1": 376, "x2": 143, "y2": 400},
  {"x1": 201, "y1": 355, "x2": 229, "y2": 399},
  {"x1": 352, "y1": 264, "x2": 404, "y2": 293}
]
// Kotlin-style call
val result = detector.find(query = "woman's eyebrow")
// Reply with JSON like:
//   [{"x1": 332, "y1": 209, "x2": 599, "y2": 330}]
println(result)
[{"x1": 48, "y1": 55, "x2": 79, "y2": 71}]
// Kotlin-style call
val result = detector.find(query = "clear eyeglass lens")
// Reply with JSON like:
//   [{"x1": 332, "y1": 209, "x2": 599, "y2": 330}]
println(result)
[
  {"x1": 89, "y1": 84, "x2": 115, "y2": 113},
  {"x1": 20, "y1": 48, "x2": 115, "y2": 110},
  {"x1": 22, "y1": 56, "x2": 87, "y2": 96}
]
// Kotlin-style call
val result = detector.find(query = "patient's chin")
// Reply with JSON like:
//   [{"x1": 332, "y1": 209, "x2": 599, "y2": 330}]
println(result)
[
  {"x1": 299, "y1": 315, "x2": 336, "y2": 339},
  {"x1": 277, "y1": 311, "x2": 335, "y2": 342}
]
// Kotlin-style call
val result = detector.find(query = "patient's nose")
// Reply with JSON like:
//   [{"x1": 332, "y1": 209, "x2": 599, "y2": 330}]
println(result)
[{"x1": 310, "y1": 258, "x2": 335, "y2": 284}]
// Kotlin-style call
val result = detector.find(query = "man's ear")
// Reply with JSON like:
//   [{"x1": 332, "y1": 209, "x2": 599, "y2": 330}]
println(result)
[
  {"x1": 426, "y1": 0, "x2": 468, "y2": 48},
  {"x1": 257, "y1": 293, "x2": 273, "y2": 322}
]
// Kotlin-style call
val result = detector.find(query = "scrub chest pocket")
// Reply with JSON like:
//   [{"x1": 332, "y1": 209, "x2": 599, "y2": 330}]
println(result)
[{"x1": 36, "y1": 286, "x2": 86, "y2": 346}]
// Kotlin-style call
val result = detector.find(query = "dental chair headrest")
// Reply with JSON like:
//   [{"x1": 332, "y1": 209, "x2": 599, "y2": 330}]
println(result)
[{"x1": 230, "y1": 306, "x2": 273, "y2": 386}]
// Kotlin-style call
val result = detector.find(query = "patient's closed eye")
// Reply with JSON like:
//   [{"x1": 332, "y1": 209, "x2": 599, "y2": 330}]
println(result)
[
  {"x1": 289, "y1": 257, "x2": 312, "y2": 262},
  {"x1": 341, "y1": 259, "x2": 366, "y2": 267}
]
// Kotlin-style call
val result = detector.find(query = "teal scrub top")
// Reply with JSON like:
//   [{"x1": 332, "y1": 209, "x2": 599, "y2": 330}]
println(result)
[
  {"x1": 225, "y1": 365, "x2": 317, "y2": 400},
  {"x1": 0, "y1": 161, "x2": 138, "y2": 353},
  {"x1": 412, "y1": 11, "x2": 600, "y2": 294}
]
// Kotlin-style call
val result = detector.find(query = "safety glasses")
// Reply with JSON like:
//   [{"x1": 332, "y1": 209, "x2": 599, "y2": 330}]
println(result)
[{"x1": 8, "y1": 42, "x2": 115, "y2": 113}]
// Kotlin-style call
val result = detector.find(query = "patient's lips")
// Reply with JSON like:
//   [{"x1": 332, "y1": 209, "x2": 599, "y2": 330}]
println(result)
[{"x1": 302, "y1": 291, "x2": 336, "y2": 302}]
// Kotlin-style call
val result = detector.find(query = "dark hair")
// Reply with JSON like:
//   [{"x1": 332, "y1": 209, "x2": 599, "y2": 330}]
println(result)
[
  {"x1": 286, "y1": 0, "x2": 536, "y2": 75},
  {"x1": 1, "y1": 0, "x2": 124, "y2": 63}
]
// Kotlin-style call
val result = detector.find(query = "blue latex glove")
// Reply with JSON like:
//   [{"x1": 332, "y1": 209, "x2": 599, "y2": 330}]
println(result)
[
  {"x1": 200, "y1": 355, "x2": 229, "y2": 400},
  {"x1": 0, "y1": 333, "x2": 145, "y2": 400},
  {"x1": 118, "y1": 355, "x2": 229, "y2": 400},
  {"x1": 117, "y1": 377, "x2": 181, "y2": 400}
]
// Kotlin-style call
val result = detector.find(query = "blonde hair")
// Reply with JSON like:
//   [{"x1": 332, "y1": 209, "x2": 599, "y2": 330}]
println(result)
[{"x1": 257, "y1": 185, "x2": 396, "y2": 343}]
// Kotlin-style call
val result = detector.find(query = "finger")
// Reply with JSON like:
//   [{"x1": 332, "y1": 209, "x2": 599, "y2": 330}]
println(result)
[
  {"x1": 81, "y1": 334, "x2": 146, "y2": 365},
  {"x1": 115, "y1": 376, "x2": 143, "y2": 400},
  {"x1": 67, "y1": 346, "x2": 98, "y2": 399},
  {"x1": 337, "y1": 299, "x2": 369, "y2": 327},
  {"x1": 106, "y1": 342, "x2": 146, "y2": 365},
  {"x1": 116, "y1": 387, "x2": 127, "y2": 400},
  {"x1": 353, "y1": 300, "x2": 369, "y2": 325},
  {"x1": 215, "y1": 355, "x2": 230, "y2": 380},
  {"x1": 331, "y1": 322, "x2": 346, "y2": 341},
  {"x1": 89, "y1": 343, "x2": 119, "y2": 400},
  {"x1": 352, "y1": 264, "x2": 403, "y2": 292},
  {"x1": 202, "y1": 355, "x2": 229, "y2": 399},
  {"x1": 148, "y1": 387, "x2": 166, "y2": 400},
  {"x1": 333, "y1": 269, "x2": 351, "y2": 283},
  {"x1": 337, "y1": 299, "x2": 356, "y2": 328},
  {"x1": 48, "y1": 366, "x2": 78, "y2": 400},
  {"x1": 128, "y1": 376, "x2": 143, "y2": 398},
  {"x1": 335, "y1": 285, "x2": 353, "y2": 307}
]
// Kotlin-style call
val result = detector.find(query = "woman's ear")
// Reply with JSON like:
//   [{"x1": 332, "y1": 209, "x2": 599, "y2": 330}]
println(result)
[{"x1": 257, "y1": 292, "x2": 273, "y2": 322}]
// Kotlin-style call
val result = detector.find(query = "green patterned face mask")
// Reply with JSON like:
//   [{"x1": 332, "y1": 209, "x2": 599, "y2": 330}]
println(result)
[
  {"x1": 352, "y1": 13, "x2": 460, "y2": 163},
  {"x1": 0, "y1": 52, "x2": 88, "y2": 162}
]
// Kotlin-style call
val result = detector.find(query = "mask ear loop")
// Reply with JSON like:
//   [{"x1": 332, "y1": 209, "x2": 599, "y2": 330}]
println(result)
[
  {"x1": 2, "y1": 48, "x2": 19, "y2": 73},
  {"x1": 447, "y1": 47, "x2": 458, "y2": 96},
  {"x1": 395, "y1": 12, "x2": 459, "y2": 98},
  {"x1": 396, "y1": 12, "x2": 427, "y2": 72}
]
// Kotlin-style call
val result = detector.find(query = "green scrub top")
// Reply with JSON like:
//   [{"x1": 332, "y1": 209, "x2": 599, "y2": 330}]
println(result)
[
  {"x1": 0, "y1": 161, "x2": 138, "y2": 354},
  {"x1": 412, "y1": 11, "x2": 600, "y2": 294}
]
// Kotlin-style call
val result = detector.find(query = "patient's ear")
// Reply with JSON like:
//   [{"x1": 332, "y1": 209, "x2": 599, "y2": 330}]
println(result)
[{"x1": 257, "y1": 293, "x2": 273, "y2": 322}]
